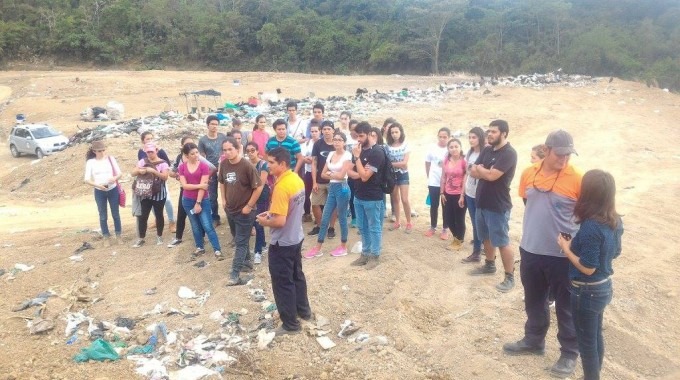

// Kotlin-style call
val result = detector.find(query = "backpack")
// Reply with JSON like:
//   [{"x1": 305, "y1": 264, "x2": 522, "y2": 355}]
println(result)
[
  {"x1": 133, "y1": 159, "x2": 162, "y2": 199},
  {"x1": 379, "y1": 145, "x2": 397, "y2": 194}
]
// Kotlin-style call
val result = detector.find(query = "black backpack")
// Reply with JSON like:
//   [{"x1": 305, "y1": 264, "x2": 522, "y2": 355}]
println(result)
[{"x1": 379, "y1": 145, "x2": 396, "y2": 194}]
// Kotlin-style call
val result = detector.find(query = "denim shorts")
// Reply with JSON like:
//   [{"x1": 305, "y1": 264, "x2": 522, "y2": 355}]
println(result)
[
  {"x1": 395, "y1": 171, "x2": 409, "y2": 185},
  {"x1": 475, "y1": 208, "x2": 510, "y2": 247}
]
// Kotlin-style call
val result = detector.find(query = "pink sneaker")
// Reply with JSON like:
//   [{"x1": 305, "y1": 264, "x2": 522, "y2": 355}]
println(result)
[
  {"x1": 330, "y1": 246, "x2": 348, "y2": 257},
  {"x1": 303, "y1": 246, "x2": 323, "y2": 259},
  {"x1": 424, "y1": 228, "x2": 435, "y2": 237}
]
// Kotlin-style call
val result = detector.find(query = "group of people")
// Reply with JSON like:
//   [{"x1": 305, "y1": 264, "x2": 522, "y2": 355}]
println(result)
[{"x1": 84, "y1": 107, "x2": 622, "y2": 379}]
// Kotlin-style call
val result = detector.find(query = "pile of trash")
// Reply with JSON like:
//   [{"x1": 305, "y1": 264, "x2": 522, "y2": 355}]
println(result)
[
  {"x1": 80, "y1": 101, "x2": 125, "y2": 122},
  {"x1": 66, "y1": 70, "x2": 599, "y2": 146}
]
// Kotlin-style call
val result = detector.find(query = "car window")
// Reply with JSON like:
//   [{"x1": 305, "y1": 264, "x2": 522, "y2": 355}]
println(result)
[
  {"x1": 31, "y1": 127, "x2": 61, "y2": 139},
  {"x1": 15, "y1": 129, "x2": 29, "y2": 138}
]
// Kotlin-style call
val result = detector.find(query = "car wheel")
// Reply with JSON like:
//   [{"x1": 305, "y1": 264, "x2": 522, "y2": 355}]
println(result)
[
  {"x1": 36, "y1": 148, "x2": 45, "y2": 159},
  {"x1": 10, "y1": 144, "x2": 21, "y2": 158}
]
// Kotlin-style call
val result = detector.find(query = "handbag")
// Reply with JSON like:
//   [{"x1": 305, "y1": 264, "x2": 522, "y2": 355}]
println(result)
[
  {"x1": 132, "y1": 159, "x2": 162, "y2": 199},
  {"x1": 108, "y1": 156, "x2": 126, "y2": 207}
]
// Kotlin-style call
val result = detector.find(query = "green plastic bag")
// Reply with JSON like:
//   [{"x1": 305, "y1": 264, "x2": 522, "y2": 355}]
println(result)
[{"x1": 73, "y1": 339, "x2": 120, "y2": 363}]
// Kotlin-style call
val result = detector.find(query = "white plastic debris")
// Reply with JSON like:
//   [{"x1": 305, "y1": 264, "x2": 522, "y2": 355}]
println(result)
[
  {"x1": 130, "y1": 357, "x2": 168, "y2": 379},
  {"x1": 169, "y1": 364, "x2": 218, "y2": 380},
  {"x1": 178, "y1": 286, "x2": 197, "y2": 299},
  {"x1": 209, "y1": 310, "x2": 224, "y2": 321},
  {"x1": 69, "y1": 255, "x2": 84, "y2": 262},
  {"x1": 316, "y1": 336, "x2": 336, "y2": 350},
  {"x1": 351, "y1": 241, "x2": 363, "y2": 254},
  {"x1": 64, "y1": 312, "x2": 89, "y2": 337},
  {"x1": 257, "y1": 329, "x2": 275, "y2": 350},
  {"x1": 14, "y1": 263, "x2": 35, "y2": 272},
  {"x1": 210, "y1": 350, "x2": 236, "y2": 364}
]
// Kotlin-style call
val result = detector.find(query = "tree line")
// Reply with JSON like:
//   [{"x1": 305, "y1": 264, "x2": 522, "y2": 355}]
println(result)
[{"x1": 1, "y1": 0, "x2": 678, "y2": 90}]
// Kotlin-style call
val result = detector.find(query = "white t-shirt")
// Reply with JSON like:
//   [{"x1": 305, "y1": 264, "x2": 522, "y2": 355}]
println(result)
[
  {"x1": 84, "y1": 156, "x2": 121, "y2": 189},
  {"x1": 425, "y1": 144, "x2": 448, "y2": 187},
  {"x1": 464, "y1": 150, "x2": 480, "y2": 198},
  {"x1": 386, "y1": 142, "x2": 410, "y2": 174},
  {"x1": 326, "y1": 151, "x2": 352, "y2": 182},
  {"x1": 300, "y1": 139, "x2": 315, "y2": 173},
  {"x1": 287, "y1": 117, "x2": 306, "y2": 141}
]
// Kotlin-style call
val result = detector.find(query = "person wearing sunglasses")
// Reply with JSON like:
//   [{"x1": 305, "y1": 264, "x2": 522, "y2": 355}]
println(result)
[
  {"x1": 504, "y1": 130, "x2": 583, "y2": 378},
  {"x1": 84, "y1": 140, "x2": 123, "y2": 246}
]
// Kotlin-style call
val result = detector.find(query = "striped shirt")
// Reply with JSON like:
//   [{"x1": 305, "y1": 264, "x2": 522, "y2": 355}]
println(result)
[{"x1": 265, "y1": 136, "x2": 301, "y2": 169}]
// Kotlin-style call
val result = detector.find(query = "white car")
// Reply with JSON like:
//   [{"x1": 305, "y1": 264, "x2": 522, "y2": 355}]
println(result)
[{"x1": 9, "y1": 124, "x2": 69, "y2": 158}]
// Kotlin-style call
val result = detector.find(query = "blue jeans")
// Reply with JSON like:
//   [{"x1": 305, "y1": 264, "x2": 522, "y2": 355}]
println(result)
[
  {"x1": 354, "y1": 197, "x2": 383, "y2": 256},
  {"x1": 465, "y1": 195, "x2": 481, "y2": 251},
  {"x1": 181, "y1": 197, "x2": 221, "y2": 251},
  {"x1": 94, "y1": 188, "x2": 121, "y2": 237},
  {"x1": 254, "y1": 201, "x2": 268, "y2": 254},
  {"x1": 229, "y1": 210, "x2": 256, "y2": 280},
  {"x1": 571, "y1": 280, "x2": 613, "y2": 380},
  {"x1": 208, "y1": 174, "x2": 220, "y2": 222},
  {"x1": 317, "y1": 182, "x2": 350, "y2": 243}
]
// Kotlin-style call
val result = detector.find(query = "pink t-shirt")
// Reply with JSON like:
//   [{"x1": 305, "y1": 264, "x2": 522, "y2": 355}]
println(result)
[
  {"x1": 443, "y1": 157, "x2": 466, "y2": 195},
  {"x1": 178, "y1": 161, "x2": 211, "y2": 200},
  {"x1": 252, "y1": 129, "x2": 269, "y2": 157}
]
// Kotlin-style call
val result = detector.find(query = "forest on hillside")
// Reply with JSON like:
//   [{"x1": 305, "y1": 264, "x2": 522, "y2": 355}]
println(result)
[{"x1": 1, "y1": 0, "x2": 679, "y2": 90}]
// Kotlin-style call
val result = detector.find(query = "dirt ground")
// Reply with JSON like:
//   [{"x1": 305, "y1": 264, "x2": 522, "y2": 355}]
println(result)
[{"x1": 1, "y1": 71, "x2": 679, "y2": 380}]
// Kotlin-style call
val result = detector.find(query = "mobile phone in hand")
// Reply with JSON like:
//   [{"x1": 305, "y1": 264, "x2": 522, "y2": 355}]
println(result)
[{"x1": 560, "y1": 232, "x2": 572, "y2": 241}]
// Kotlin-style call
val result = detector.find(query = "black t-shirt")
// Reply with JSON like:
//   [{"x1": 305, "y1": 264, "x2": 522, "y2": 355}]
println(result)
[
  {"x1": 311, "y1": 138, "x2": 334, "y2": 184},
  {"x1": 354, "y1": 145, "x2": 385, "y2": 201},
  {"x1": 474, "y1": 143, "x2": 517, "y2": 212}
]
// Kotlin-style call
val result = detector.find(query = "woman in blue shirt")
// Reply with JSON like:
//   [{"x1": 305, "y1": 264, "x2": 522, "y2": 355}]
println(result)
[{"x1": 558, "y1": 169, "x2": 623, "y2": 380}]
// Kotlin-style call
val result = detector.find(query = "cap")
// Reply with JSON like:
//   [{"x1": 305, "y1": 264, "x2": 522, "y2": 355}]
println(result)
[
  {"x1": 545, "y1": 130, "x2": 577, "y2": 156},
  {"x1": 91, "y1": 140, "x2": 106, "y2": 151},
  {"x1": 144, "y1": 142, "x2": 157, "y2": 152}
]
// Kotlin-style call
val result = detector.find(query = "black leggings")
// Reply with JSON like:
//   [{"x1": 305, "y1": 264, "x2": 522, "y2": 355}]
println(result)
[
  {"x1": 175, "y1": 188, "x2": 187, "y2": 240},
  {"x1": 444, "y1": 193, "x2": 467, "y2": 241},
  {"x1": 138, "y1": 198, "x2": 166, "y2": 238},
  {"x1": 428, "y1": 186, "x2": 447, "y2": 230}
]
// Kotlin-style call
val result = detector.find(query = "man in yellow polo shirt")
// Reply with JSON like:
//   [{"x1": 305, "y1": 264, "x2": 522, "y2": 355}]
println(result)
[
  {"x1": 256, "y1": 147, "x2": 313, "y2": 335},
  {"x1": 503, "y1": 130, "x2": 582, "y2": 378}
]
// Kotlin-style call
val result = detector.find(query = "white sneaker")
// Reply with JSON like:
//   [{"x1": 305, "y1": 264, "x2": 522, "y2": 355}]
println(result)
[
  {"x1": 167, "y1": 238, "x2": 182, "y2": 248},
  {"x1": 132, "y1": 239, "x2": 145, "y2": 248},
  {"x1": 254, "y1": 253, "x2": 262, "y2": 264},
  {"x1": 156, "y1": 236, "x2": 163, "y2": 245}
]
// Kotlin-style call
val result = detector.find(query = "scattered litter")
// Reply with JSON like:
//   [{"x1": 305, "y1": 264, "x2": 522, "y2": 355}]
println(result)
[
  {"x1": 54, "y1": 243, "x2": 62, "y2": 247},
  {"x1": 209, "y1": 310, "x2": 224, "y2": 321},
  {"x1": 64, "y1": 312, "x2": 90, "y2": 336},
  {"x1": 169, "y1": 365, "x2": 218, "y2": 380},
  {"x1": 316, "y1": 336, "x2": 336, "y2": 350},
  {"x1": 29, "y1": 318, "x2": 55, "y2": 334},
  {"x1": 193, "y1": 260, "x2": 207, "y2": 268},
  {"x1": 115, "y1": 317, "x2": 136, "y2": 330},
  {"x1": 73, "y1": 242, "x2": 94, "y2": 254},
  {"x1": 130, "y1": 357, "x2": 169, "y2": 379},
  {"x1": 178, "y1": 286, "x2": 197, "y2": 299},
  {"x1": 338, "y1": 320, "x2": 360, "y2": 338},
  {"x1": 341, "y1": 285, "x2": 350, "y2": 291},
  {"x1": 257, "y1": 329, "x2": 275, "y2": 349},
  {"x1": 70, "y1": 255, "x2": 84, "y2": 262},
  {"x1": 351, "y1": 241, "x2": 363, "y2": 254},
  {"x1": 144, "y1": 287, "x2": 157, "y2": 296},
  {"x1": 249, "y1": 288, "x2": 267, "y2": 302},
  {"x1": 196, "y1": 290, "x2": 210, "y2": 307},
  {"x1": 73, "y1": 338, "x2": 120, "y2": 363},
  {"x1": 0, "y1": 269, "x2": 5, "y2": 276},
  {"x1": 12, "y1": 291, "x2": 54, "y2": 312},
  {"x1": 66, "y1": 334, "x2": 78, "y2": 345},
  {"x1": 14, "y1": 263, "x2": 35, "y2": 272}
]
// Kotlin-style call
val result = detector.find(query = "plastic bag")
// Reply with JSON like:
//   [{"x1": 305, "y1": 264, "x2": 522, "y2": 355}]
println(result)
[
  {"x1": 73, "y1": 338, "x2": 120, "y2": 363},
  {"x1": 351, "y1": 241, "x2": 363, "y2": 254}
]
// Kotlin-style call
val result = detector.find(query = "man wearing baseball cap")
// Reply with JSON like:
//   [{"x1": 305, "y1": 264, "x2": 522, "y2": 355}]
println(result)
[{"x1": 503, "y1": 130, "x2": 582, "y2": 378}]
